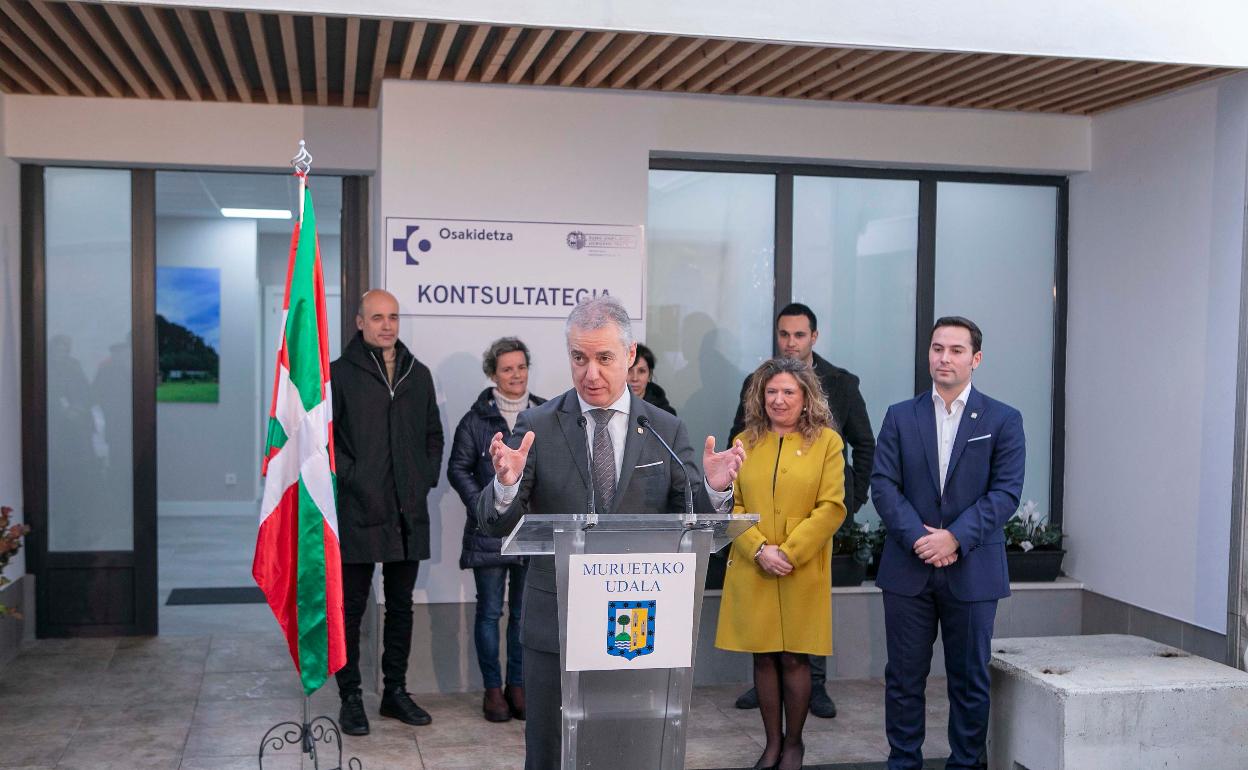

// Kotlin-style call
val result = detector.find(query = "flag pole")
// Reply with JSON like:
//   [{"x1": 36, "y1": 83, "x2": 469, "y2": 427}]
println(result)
[{"x1": 292, "y1": 138, "x2": 312, "y2": 218}]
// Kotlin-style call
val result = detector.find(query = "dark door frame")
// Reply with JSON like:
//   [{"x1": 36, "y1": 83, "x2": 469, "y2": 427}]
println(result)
[
  {"x1": 341, "y1": 176, "x2": 370, "y2": 343},
  {"x1": 22, "y1": 166, "x2": 158, "y2": 637},
  {"x1": 22, "y1": 167, "x2": 370, "y2": 637}
]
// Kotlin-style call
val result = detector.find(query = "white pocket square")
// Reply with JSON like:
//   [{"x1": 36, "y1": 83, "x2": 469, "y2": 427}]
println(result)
[
  {"x1": 967, "y1": 434, "x2": 992, "y2": 443},
  {"x1": 634, "y1": 460, "x2": 663, "y2": 469}
]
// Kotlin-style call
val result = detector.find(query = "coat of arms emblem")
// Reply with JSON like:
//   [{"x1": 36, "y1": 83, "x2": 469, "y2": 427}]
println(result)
[{"x1": 606, "y1": 600, "x2": 656, "y2": 660}]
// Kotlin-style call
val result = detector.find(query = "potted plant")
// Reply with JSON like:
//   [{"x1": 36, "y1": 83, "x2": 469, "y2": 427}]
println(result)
[
  {"x1": 1004, "y1": 500, "x2": 1064, "y2": 582},
  {"x1": 0, "y1": 505, "x2": 30, "y2": 618},
  {"x1": 864, "y1": 522, "x2": 887, "y2": 581},
  {"x1": 832, "y1": 522, "x2": 871, "y2": 586}
]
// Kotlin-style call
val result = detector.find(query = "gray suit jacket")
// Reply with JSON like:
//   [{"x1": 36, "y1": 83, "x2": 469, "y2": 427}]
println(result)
[{"x1": 475, "y1": 388, "x2": 713, "y2": 652}]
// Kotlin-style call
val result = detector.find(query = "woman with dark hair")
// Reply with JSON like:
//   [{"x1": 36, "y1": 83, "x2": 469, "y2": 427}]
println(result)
[
  {"x1": 715, "y1": 358, "x2": 847, "y2": 770},
  {"x1": 448, "y1": 337, "x2": 545, "y2": 723},
  {"x1": 627, "y1": 342, "x2": 676, "y2": 415}
]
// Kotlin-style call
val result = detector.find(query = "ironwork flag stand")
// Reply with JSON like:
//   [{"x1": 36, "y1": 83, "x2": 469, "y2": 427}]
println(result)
[{"x1": 259, "y1": 697, "x2": 361, "y2": 770}]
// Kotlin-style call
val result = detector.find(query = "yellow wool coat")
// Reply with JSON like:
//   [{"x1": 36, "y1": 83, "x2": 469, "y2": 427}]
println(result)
[{"x1": 714, "y1": 427, "x2": 846, "y2": 656}]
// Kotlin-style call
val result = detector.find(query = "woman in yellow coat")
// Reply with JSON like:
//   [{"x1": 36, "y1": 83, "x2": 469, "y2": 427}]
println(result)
[{"x1": 715, "y1": 357, "x2": 847, "y2": 770}]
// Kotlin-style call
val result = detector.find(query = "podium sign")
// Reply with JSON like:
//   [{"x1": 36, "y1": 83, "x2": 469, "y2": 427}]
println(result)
[
  {"x1": 502, "y1": 513, "x2": 757, "y2": 769},
  {"x1": 565, "y1": 552, "x2": 696, "y2": 671}
]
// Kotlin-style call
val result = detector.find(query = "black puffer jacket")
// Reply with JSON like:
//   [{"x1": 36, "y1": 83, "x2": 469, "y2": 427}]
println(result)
[
  {"x1": 448, "y1": 387, "x2": 546, "y2": 568},
  {"x1": 642, "y1": 381, "x2": 677, "y2": 416},
  {"x1": 331, "y1": 332, "x2": 443, "y2": 564}
]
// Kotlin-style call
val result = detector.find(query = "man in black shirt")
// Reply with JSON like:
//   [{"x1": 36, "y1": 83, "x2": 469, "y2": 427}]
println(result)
[{"x1": 728, "y1": 303, "x2": 875, "y2": 718}]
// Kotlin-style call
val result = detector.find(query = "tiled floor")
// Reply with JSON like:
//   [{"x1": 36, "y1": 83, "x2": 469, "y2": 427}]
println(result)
[
  {"x1": 0, "y1": 629, "x2": 952, "y2": 769},
  {"x1": 159, "y1": 514, "x2": 276, "y2": 637},
  {"x1": 0, "y1": 514, "x2": 952, "y2": 768}
]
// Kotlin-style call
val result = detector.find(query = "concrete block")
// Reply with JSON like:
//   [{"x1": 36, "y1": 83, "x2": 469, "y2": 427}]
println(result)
[
  {"x1": 989, "y1": 634, "x2": 1248, "y2": 770},
  {"x1": 999, "y1": 588, "x2": 1081, "y2": 639}
]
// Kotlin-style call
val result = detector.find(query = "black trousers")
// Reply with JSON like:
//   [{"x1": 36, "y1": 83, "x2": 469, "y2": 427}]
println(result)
[
  {"x1": 810, "y1": 653, "x2": 827, "y2": 686},
  {"x1": 335, "y1": 559, "x2": 421, "y2": 696}
]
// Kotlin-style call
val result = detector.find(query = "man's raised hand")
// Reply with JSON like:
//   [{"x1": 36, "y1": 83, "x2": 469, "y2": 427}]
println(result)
[
  {"x1": 489, "y1": 431, "x2": 535, "y2": 486},
  {"x1": 703, "y1": 436, "x2": 747, "y2": 492}
]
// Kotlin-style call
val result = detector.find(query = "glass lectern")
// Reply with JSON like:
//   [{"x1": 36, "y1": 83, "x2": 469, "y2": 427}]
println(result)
[{"x1": 502, "y1": 512, "x2": 759, "y2": 770}]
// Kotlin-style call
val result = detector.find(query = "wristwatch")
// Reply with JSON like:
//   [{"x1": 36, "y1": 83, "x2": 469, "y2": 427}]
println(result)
[{"x1": 753, "y1": 542, "x2": 766, "y2": 561}]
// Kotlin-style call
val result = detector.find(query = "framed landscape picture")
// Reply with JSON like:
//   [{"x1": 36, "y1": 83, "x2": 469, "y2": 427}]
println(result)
[{"x1": 156, "y1": 266, "x2": 221, "y2": 403}]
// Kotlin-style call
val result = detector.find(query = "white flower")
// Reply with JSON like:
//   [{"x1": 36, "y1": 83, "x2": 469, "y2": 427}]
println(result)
[
  {"x1": 1020, "y1": 540, "x2": 1034, "y2": 553},
  {"x1": 1020, "y1": 500, "x2": 1039, "y2": 526}
]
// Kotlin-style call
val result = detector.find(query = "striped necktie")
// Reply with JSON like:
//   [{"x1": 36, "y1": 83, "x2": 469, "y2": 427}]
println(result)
[{"x1": 590, "y1": 408, "x2": 616, "y2": 513}]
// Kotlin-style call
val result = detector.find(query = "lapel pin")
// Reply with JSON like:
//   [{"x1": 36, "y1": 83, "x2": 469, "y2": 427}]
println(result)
[
  {"x1": 637, "y1": 427, "x2": 644, "y2": 434},
  {"x1": 971, "y1": 412, "x2": 978, "y2": 419}
]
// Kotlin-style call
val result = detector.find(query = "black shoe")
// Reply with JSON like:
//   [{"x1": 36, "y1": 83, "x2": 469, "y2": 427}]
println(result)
[
  {"x1": 339, "y1": 692, "x2": 370, "y2": 736},
  {"x1": 809, "y1": 686, "x2": 836, "y2": 718},
  {"x1": 735, "y1": 686, "x2": 759, "y2": 709},
  {"x1": 778, "y1": 740, "x2": 805, "y2": 770},
  {"x1": 379, "y1": 686, "x2": 432, "y2": 726}
]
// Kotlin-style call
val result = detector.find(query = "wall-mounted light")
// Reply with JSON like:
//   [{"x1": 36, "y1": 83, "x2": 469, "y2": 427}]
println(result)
[{"x1": 220, "y1": 208, "x2": 292, "y2": 219}]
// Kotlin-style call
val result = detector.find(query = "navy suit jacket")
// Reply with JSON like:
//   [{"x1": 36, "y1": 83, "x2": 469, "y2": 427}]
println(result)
[{"x1": 870, "y1": 387, "x2": 1025, "y2": 602}]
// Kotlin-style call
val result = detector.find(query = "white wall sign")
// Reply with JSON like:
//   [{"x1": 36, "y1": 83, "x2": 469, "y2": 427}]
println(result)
[
  {"x1": 564, "y1": 552, "x2": 696, "y2": 672},
  {"x1": 384, "y1": 217, "x2": 644, "y2": 319}
]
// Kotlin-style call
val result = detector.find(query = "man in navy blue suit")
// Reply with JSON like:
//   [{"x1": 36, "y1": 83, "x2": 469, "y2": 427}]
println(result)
[{"x1": 870, "y1": 316, "x2": 1025, "y2": 770}]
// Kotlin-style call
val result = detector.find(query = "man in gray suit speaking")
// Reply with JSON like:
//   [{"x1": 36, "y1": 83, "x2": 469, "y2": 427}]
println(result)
[{"x1": 477, "y1": 295, "x2": 747, "y2": 769}]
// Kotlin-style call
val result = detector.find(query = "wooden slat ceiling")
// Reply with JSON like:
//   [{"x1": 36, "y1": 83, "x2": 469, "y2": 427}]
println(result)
[{"x1": 0, "y1": 0, "x2": 1238, "y2": 115}]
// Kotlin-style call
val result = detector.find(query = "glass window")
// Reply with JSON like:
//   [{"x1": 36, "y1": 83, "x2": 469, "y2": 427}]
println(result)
[
  {"x1": 646, "y1": 171, "x2": 774, "y2": 448},
  {"x1": 792, "y1": 176, "x2": 920, "y2": 524},
  {"x1": 645, "y1": 166, "x2": 1061, "y2": 525},
  {"x1": 934, "y1": 182, "x2": 1057, "y2": 516},
  {"x1": 45, "y1": 168, "x2": 133, "y2": 551}
]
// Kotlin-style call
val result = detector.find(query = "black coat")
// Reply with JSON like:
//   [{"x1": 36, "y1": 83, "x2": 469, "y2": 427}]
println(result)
[
  {"x1": 642, "y1": 381, "x2": 677, "y2": 416},
  {"x1": 331, "y1": 332, "x2": 444, "y2": 563},
  {"x1": 447, "y1": 387, "x2": 546, "y2": 569},
  {"x1": 730, "y1": 352, "x2": 875, "y2": 516}
]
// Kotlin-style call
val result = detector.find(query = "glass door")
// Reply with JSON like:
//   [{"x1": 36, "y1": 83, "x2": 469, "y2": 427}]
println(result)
[{"x1": 24, "y1": 166, "x2": 157, "y2": 636}]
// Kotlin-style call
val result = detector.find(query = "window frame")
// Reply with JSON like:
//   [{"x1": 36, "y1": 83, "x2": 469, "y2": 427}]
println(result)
[{"x1": 649, "y1": 157, "x2": 1069, "y2": 527}]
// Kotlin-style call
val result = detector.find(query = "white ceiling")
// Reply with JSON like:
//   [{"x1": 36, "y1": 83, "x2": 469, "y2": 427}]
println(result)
[
  {"x1": 118, "y1": 0, "x2": 1248, "y2": 69},
  {"x1": 155, "y1": 171, "x2": 343, "y2": 235}
]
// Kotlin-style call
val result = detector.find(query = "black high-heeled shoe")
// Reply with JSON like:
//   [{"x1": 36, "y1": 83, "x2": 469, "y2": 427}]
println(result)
[
  {"x1": 778, "y1": 740, "x2": 805, "y2": 770},
  {"x1": 752, "y1": 749, "x2": 780, "y2": 770}
]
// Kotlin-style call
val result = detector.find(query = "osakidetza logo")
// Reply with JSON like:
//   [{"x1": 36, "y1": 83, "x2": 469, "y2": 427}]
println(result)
[{"x1": 391, "y1": 224, "x2": 432, "y2": 265}]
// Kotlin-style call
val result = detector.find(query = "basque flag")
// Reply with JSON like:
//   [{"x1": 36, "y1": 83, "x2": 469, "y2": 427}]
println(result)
[{"x1": 253, "y1": 180, "x2": 346, "y2": 695}]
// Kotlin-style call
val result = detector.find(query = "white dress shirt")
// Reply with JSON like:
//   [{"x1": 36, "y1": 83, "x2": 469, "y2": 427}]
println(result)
[
  {"x1": 933, "y1": 381, "x2": 974, "y2": 494},
  {"x1": 494, "y1": 388, "x2": 733, "y2": 510}
]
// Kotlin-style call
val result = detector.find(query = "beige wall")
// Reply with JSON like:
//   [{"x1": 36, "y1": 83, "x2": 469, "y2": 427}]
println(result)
[
  {"x1": 4, "y1": 96, "x2": 378, "y2": 173},
  {"x1": 1066, "y1": 73, "x2": 1248, "y2": 634},
  {"x1": 0, "y1": 93, "x2": 22, "y2": 583}
]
